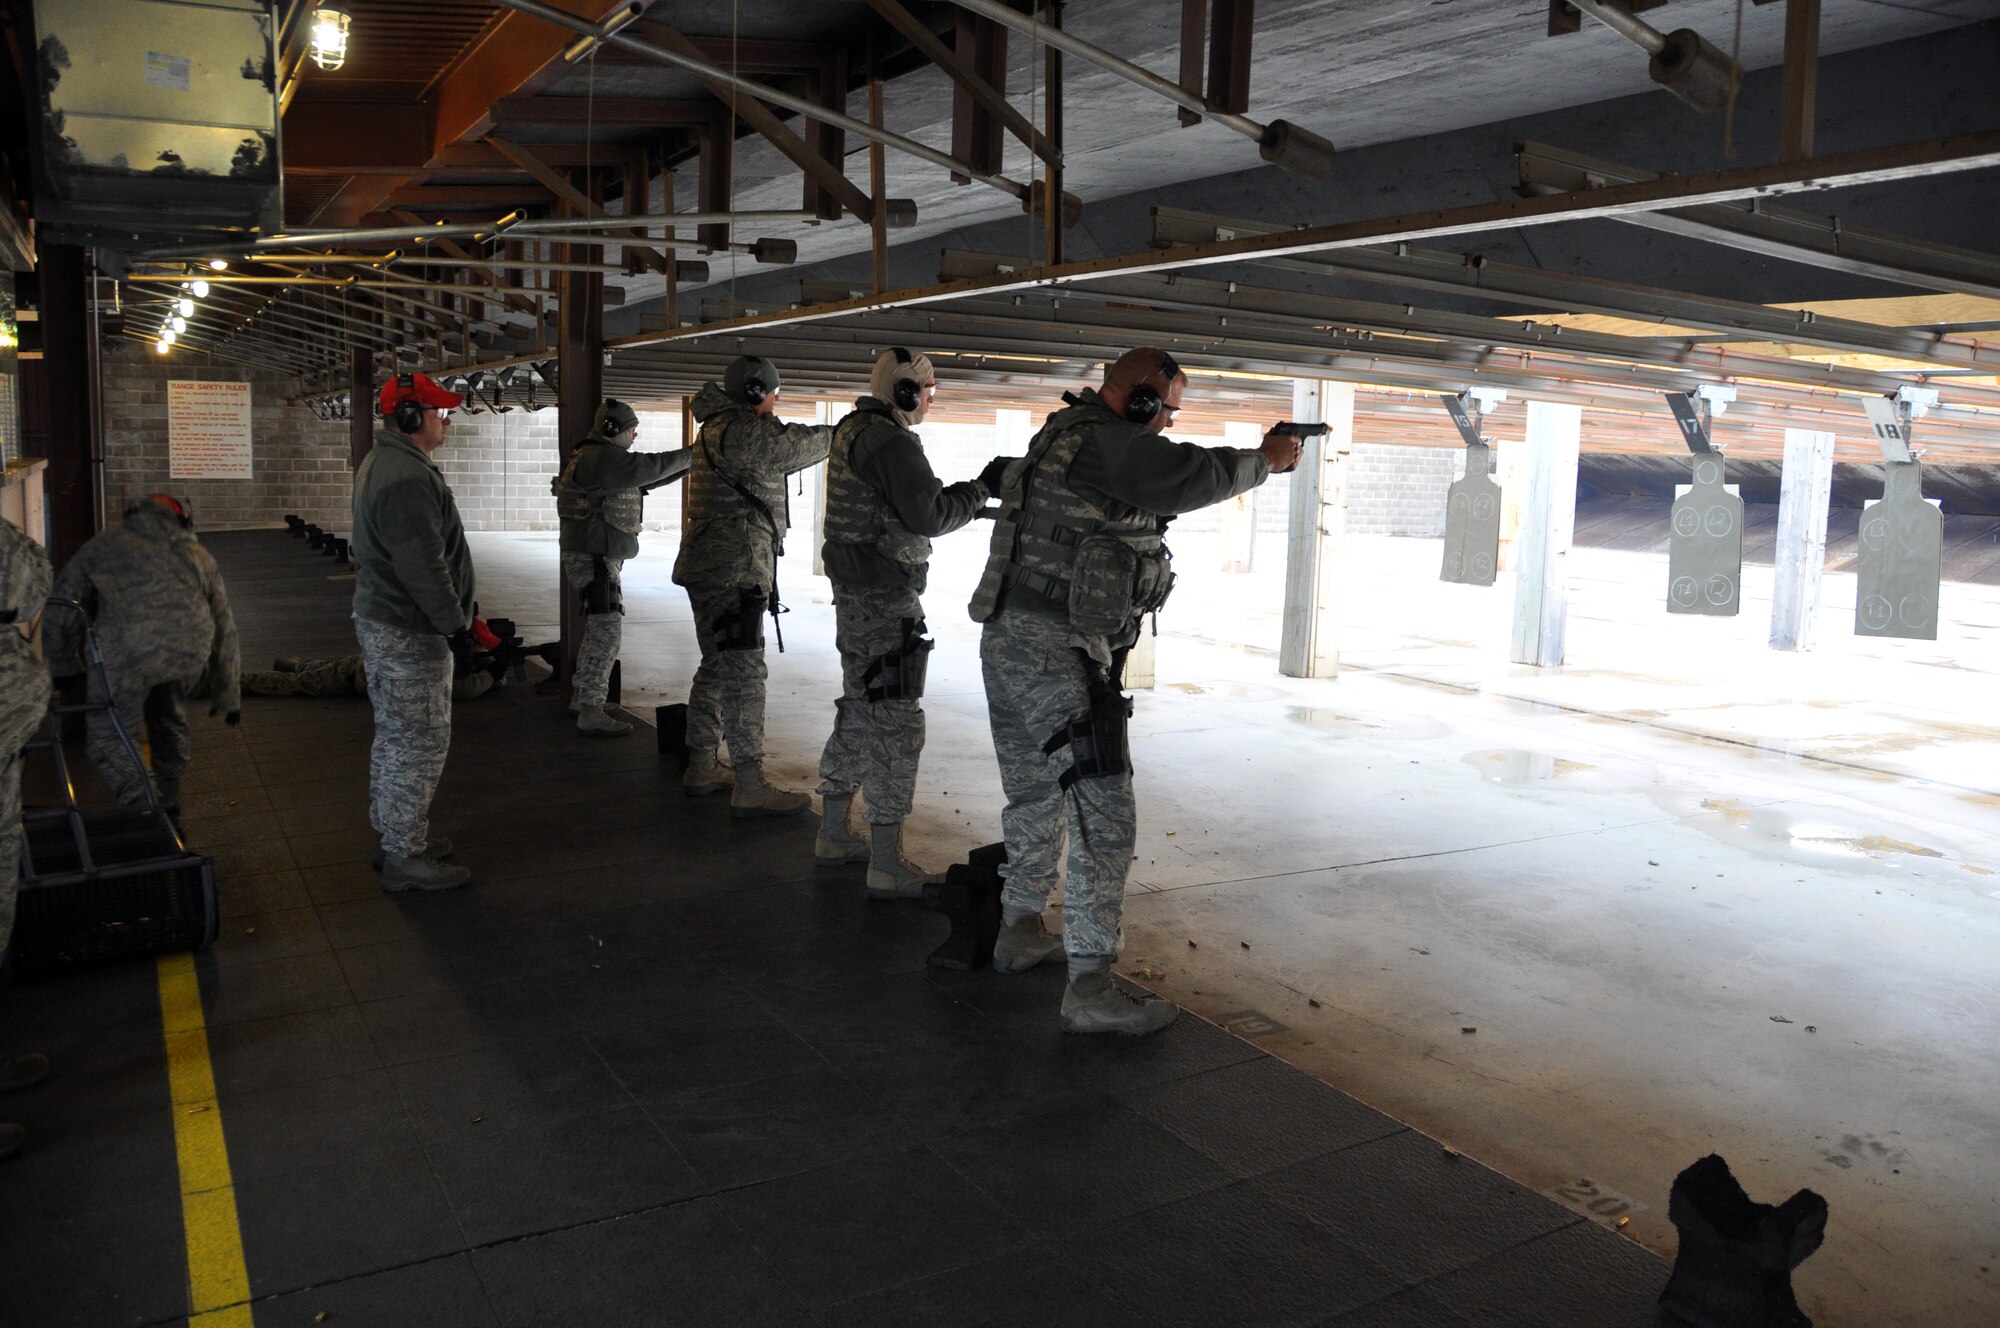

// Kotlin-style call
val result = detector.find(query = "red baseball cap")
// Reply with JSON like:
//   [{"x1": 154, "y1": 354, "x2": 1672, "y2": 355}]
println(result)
[{"x1": 376, "y1": 372, "x2": 463, "y2": 416}]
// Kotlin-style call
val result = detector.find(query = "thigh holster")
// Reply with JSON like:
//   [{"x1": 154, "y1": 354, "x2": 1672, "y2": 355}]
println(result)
[
  {"x1": 863, "y1": 618, "x2": 933, "y2": 702},
  {"x1": 579, "y1": 556, "x2": 624, "y2": 617},
  {"x1": 1043, "y1": 681, "x2": 1132, "y2": 791},
  {"x1": 712, "y1": 588, "x2": 768, "y2": 652}
]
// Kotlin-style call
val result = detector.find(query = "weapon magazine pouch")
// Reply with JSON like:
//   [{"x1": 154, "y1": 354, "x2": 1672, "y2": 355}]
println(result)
[
  {"x1": 863, "y1": 620, "x2": 934, "y2": 701},
  {"x1": 580, "y1": 557, "x2": 623, "y2": 615},
  {"x1": 1068, "y1": 534, "x2": 1174, "y2": 638},
  {"x1": 1042, "y1": 680, "x2": 1133, "y2": 790},
  {"x1": 714, "y1": 589, "x2": 767, "y2": 651}
]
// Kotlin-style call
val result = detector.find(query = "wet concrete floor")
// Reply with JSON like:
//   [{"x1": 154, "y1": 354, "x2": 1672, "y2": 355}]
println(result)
[{"x1": 468, "y1": 527, "x2": 2000, "y2": 1328}]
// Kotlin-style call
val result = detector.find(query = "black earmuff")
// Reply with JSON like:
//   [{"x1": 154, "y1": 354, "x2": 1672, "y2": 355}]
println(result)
[
  {"x1": 741, "y1": 376, "x2": 769, "y2": 405},
  {"x1": 1121, "y1": 351, "x2": 1182, "y2": 426},
  {"x1": 392, "y1": 373, "x2": 424, "y2": 433},
  {"x1": 889, "y1": 346, "x2": 923, "y2": 415}
]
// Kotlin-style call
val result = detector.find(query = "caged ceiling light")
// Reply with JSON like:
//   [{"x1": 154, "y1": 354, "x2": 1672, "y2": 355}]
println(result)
[
  {"x1": 192, "y1": 279, "x2": 210, "y2": 298},
  {"x1": 309, "y1": 5, "x2": 352, "y2": 72},
  {"x1": 178, "y1": 296, "x2": 195, "y2": 317}
]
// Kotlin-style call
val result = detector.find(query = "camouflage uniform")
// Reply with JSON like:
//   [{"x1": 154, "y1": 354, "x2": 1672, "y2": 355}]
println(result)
[
  {"x1": 242, "y1": 654, "x2": 494, "y2": 702},
  {"x1": 553, "y1": 433, "x2": 688, "y2": 708},
  {"x1": 46, "y1": 503, "x2": 240, "y2": 810},
  {"x1": 0, "y1": 520, "x2": 52, "y2": 951},
  {"x1": 350, "y1": 427, "x2": 476, "y2": 858},
  {"x1": 816, "y1": 397, "x2": 988, "y2": 823},
  {"x1": 673, "y1": 382, "x2": 833, "y2": 764},
  {"x1": 970, "y1": 388, "x2": 1269, "y2": 959}
]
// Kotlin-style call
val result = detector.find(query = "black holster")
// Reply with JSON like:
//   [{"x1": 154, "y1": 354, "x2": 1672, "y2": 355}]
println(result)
[
  {"x1": 579, "y1": 555, "x2": 623, "y2": 616},
  {"x1": 862, "y1": 618, "x2": 933, "y2": 702},
  {"x1": 1043, "y1": 653, "x2": 1132, "y2": 791},
  {"x1": 713, "y1": 588, "x2": 768, "y2": 652}
]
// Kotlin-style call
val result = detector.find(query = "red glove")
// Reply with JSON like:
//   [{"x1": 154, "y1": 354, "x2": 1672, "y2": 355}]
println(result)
[{"x1": 470, "y1": 617, "x2": 502, "y2": 651}]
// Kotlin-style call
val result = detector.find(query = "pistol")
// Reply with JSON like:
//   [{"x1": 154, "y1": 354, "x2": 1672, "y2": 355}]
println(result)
[{"x1": 1271, "y1": 421, "x2": 1331, "y2": 440}]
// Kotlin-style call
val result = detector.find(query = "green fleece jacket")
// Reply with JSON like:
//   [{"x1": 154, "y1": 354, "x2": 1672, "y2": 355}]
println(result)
[{"x1": 350, "y1": 429, "x2": 476, "y2": 635}]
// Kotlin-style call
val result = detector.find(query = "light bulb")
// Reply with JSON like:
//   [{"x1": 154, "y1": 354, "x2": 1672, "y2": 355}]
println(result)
[
  {"x1": 178, "y1": 297, "x2": 195, "y2": 317},
  {"x1": 162, "y1": 329, "x2": 177, "y2": 345},
  {"x1": 208, "y1": 259, "x2": 228, "y2": 270},
  {"x1": 309, "y1": 5, "x2": 351, "y2": 71},
  {"x1": 155, "y1": 340, "x2": 170, "y2": 354},
  {"x1": 192, "y1": 279, "x2": 210, "y2": 297},
  {"x1": 171, "y1": 316, "x2": 188, "y2": 333}
]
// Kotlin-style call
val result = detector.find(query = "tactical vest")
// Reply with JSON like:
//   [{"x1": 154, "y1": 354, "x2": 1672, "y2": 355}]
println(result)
[
  {"x1": 968, "y1": 414, "x2": 1174, "y2": 656},
  {"x1": 688, "y1": 412, "x2": 787, "y2": 547},
  {"x1": 823, "y1": 406, "x2": 930, "y2": 571},
  {"x1": 553, "y1": 442, "x2": 644, "y2": 550}
]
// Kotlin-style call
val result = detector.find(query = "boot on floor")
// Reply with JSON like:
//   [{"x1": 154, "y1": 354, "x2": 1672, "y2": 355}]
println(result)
[
  {"x1": 371, "y1": 836, "x2": 454, "y2": 871},
  {"x1": 730, "y1": 762, "x2": 810, "y2": 818},
  {"x1": 814, "y1": 792, "x2": 869, "y2": 866},
  {"x1": 1060, "y1": 970, "x2": 1177, "y2": 1036},
  {"x1": 382, "y1": 853, "x2": 471, "y2": 893},
  {"x1": 992, "y1": 912, "x2": 1063, "y2": 973},
  {"x1": 576, "y1": 704, "x2": 632, "y2": 737},
  {"x1": 864, "y1": 822, "x2": 937, "y2": 900},
  {"x1": 683, "y1": 750, "x2": 734, "y2": 797}
]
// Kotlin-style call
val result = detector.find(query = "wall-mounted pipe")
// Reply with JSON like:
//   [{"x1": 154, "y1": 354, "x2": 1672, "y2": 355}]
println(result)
[
  {"x1": 948, "y1": 0, "x2": 1335, "y2": 179},
  {"x1": 1564, "y1": 0, "x2": 1738, "y2": 115}
]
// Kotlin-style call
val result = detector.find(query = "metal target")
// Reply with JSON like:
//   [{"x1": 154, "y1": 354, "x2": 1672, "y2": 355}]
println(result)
[
  {"x1": 1440, "y1": 441, "x2": 1502, "y2": 586},
  {"x1": 1666, "y1": 453, "x2": 1743, "y2": 616},
  {"x1": 1855, "y1": 460, "x2": 1942, "y2": 640}
]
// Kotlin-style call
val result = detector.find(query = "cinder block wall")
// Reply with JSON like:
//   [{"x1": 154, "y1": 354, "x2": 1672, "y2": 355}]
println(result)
[
  {"x1": 1346, "y1": 443, "x2": 1457, "y2": 537},
  {"x1": 97, "y1": 346, "x2": 698, "y2": 534}
]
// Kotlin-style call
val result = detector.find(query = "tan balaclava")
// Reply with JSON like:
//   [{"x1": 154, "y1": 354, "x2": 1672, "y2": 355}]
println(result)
[{"x1": 871, "y1": 347, "x2": 936, "y2": 428}]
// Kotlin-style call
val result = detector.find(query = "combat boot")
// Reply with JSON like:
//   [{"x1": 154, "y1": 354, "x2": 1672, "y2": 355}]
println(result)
[
  {"x1": 382, "y1": 853, "x2": 471, "y2": 893},
  {"x1": 814, "y1": 792, "x2": 869, "y2": 866},
  {"x1": 864, "y1": 822, "x2": 936, "y2": 899},
  {"x1": 576, "y1": 704, "x2": 632, "y2": 737},
  {"x1": 730, "y1": 762, "x2": 810, "y2": 818},
  {"x1": 371, "y1": 836, "x2": 455, "y2": 871},
  {"x1": 153, "y1": 777, "x2": 181, "y2": 815},
  {"x1": 1060, "y1": 970, "x2": 1178, "y2": 1036},
  {"x1": 992, "y1": 913, "x2": 1063, "y2": 974},
  {"x1": 683, "y1": 750, "x2": 734, "y2": 797}
]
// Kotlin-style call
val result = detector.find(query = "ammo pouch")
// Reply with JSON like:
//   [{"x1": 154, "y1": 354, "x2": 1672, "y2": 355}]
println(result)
[
  {"x1": 1042, "y1": 676, "x2": 1132, "y2": 790},
  {"x1": 579, "y1": 556, "x2": 623, "y2": 616},
  {"x1": 713, "y1": 588, "x2": 768, "y2": 651},
  {"x1": 863, "y1": 620, "x2": 933, "y2": 702},
  {"x1": 1067, "y1": 535, "x2": 1175, "y2": 638}
]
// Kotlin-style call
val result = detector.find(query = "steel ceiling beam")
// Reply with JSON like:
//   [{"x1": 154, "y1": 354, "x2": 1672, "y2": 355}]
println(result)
[
  {"x1": 606, "y1": 126, "x2": 2000, "y2": 354},
  {"x1": 1514, "y1": 141, "x2": 2000, "y2": 302},
  {"x1": 866, "y1": 0, "x2": 1058, "y2": 166},
  {"x1": 1149, "y1": 206, "x2": 2000, "y2": 372}
]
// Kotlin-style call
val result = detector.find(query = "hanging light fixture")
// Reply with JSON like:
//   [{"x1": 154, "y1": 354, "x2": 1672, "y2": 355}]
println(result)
[
  {"x1": 208, "y1": 258, "x2": 228, "y2": 271},
  {"x1": 309, "y1": 5, "x2": 352, "y2": 71},
  {"x1": 154, "y1": 340, "x2": 170, "y2": 355},
  {"x1": 192, "y1": 279, "x2": 210, "y2": 298},
  {"x1": 171, "y1": 316, "x2": 188, "y2": 333},
  {"x1": 178, "y1": 296, "x2": 195, "y2": 317},
  {"x1": 161, "y1": 329, "x2": 177, "y2": 345}
]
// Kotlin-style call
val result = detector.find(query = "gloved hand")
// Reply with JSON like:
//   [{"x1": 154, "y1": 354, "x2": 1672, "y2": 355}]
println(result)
[
  {"x1": 977, "y1": 455, "x2": 1012, "y2": 496},
  {"x1": 447, "y1": 628, "x2": 479, "y2": 679}
]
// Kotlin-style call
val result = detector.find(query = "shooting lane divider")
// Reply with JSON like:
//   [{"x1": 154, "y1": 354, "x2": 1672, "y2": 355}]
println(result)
[{"x1": 158, "y1": 951, "x2": 257, "y2": 1325}]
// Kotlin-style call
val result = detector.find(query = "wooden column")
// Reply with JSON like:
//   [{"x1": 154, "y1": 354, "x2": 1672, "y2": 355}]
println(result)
[
  {"x1": 555, "y1": 202, "x2": 605, "y2": 690},
  {"x1": 1508, "y1": 400, "x2": 1582, "y2": 668},
  {"x1": 1279, "y1": 378, "x2": 1353, "y2": 680},
  {"x1": 33, "y1": 245, "x2": 102, "y2": 563},
  {"x1": 1769, "y1": 427, "x2": 1836, "y2": 651},
  {"x1": 348, "y1": 348, "x2": 374, "y2": 470},
  {"x1": 1780, "y1": 0, "x2": 1821, "y2": 163}
]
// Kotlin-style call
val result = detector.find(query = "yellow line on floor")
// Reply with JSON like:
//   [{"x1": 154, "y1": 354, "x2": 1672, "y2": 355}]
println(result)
[{"x1": 158, "y1": 951, "x2": 255, "y2": 1327}]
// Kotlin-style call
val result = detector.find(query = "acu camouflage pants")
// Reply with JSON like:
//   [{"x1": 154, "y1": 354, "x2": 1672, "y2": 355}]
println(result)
[
  {"x1": 816, "y1": 583, "x2": 925, "y2": 824},
  {"x1": 355, "y1": 617, "x2": 452, "y2": 858},
  {"x1": 242, "y1": 655, "x2": 367, "y2": 697},
  {"x1": 562, "y1": 551, "x2": 623, "y2": 708},
  {"x1": 980, "y1": 609, "x2": 1134, "y2": 959},
  {"x1": 0, "y1": 662, "x2": 48, "y2": 950},
  {"x1": 683, "y1": 584, "x2": 767, "y2": 765},
  {"x1": 86, "y1": 670, "x2": 194, "y2": 810}
]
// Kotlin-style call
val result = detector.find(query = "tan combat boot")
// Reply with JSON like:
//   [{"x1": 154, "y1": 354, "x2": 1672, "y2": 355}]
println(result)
[
  {"x1": 814, "y1": 792, "x2": 869, "y2": 866},
  {"x1": 730, "y1": 762, "x2": 810, "y2": 818},
  {"x1": 683, "y1": 750, "x2": 734, "y2": 797},
  {"x1": 864, "y1": 822, "x2": 937, "y2": 899},
  {"x1": 992, "y1": 912, "x2": 1063, "y2": 973},
  {"x1": 576, "y1": 704, "x2": 632, "y2": 737},
  {"x1": 1060, "y1": 970, "x2": 1177, "y2": 1036}
]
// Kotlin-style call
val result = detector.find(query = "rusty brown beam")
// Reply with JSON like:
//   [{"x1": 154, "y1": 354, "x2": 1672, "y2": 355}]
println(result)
[
  {"x1": 868, "y1": 0, "x2": 1057, "y2": 165},
  {"x1": 485, "y1": 137, "x2": 672, "y2": 273}
]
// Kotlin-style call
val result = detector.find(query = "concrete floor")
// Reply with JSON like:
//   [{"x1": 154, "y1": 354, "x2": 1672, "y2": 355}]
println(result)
[{"x1": 469, "y1": 524, "x2": 2000, "y2": 1328}]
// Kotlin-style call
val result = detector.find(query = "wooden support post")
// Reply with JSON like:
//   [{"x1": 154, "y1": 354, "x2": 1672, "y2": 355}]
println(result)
[
  {"x1": 869, "y1": 69, "x2": 889, "y2": 293},
  {"x1": 698, "y1": 109, "x2": 734, "y2": 251},
  {"x1": 1508, "y1": 400, "x2": 1581, "y2": 668},
  {"x1": 1043, "y1": 1, "x2": 1064, "y2": 266},
  {"x1": 555, "y1": 202, "x2": 605, "y2": 691},
  {"x1": 34, "y1": 245, "x2": 101, "y2": 563},
  {"x1": 659, "y1": 155, "x2": 678, "y2": 331},
  {"x1": 1780, "y1": 0, "x2": 1821, "y2": 163},
  {"x1": 1178, "y1": 0, "x2": 1207, "y2": 127},
  {"x1": 1279, "y1": 378, "x2": 1353, "y2": 680},
  {"x1": 1769, "y1": 427, "x2": 1835, "y2": 651}
]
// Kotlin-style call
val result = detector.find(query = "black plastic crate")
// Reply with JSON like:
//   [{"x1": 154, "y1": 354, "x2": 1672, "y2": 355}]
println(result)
[{"x1": 10, "y1": 809, "x2": 218, "y2": 974}]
